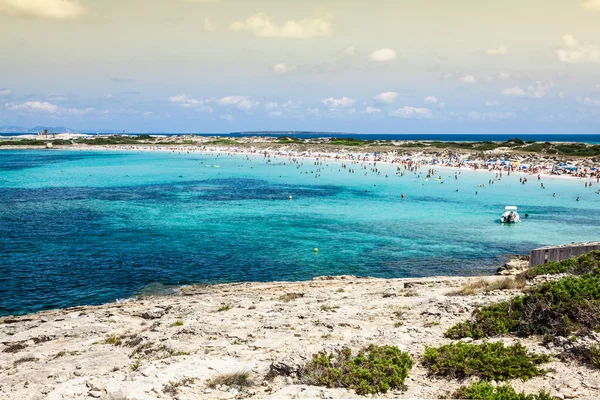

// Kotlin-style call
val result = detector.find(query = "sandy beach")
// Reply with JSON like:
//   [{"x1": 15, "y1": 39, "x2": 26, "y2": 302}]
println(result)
[{"x1": 2, "y1": 135, "x2": 599, "y2": 183}]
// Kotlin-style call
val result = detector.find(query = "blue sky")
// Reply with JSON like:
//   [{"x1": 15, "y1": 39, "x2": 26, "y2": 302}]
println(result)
[{"x1": 1, "y1": 0, "x2": 600, "y2": 133}]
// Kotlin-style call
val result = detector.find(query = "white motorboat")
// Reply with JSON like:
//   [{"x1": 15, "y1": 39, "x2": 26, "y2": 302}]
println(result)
[{"x1": 500, "y1": 206, "x2": 521, "y2": 223}]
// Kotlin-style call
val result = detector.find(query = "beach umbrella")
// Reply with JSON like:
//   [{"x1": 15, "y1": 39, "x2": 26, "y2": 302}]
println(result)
[
  {"x1": 558, "y1": 163, "x2": 568, "y2": 167},
  {"x1": 570, "y1": 167, "x2": 578, "y2": 171},
  {"x1": 591, "y1": 168, "x2": 597, "y2": 171},
  {"x1": 521, "y1": 165, "x2": 527, "y2": 169}
]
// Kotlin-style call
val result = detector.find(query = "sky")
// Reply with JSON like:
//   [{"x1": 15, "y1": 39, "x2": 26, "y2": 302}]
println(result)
[{"x1": 1, "y1": 0, "x2": 600, "y2": 133}]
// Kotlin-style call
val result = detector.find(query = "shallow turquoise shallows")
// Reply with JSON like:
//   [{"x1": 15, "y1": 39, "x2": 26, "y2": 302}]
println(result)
[{"x1": 1, "y1": 149, "x2": 599, "y2": 316}]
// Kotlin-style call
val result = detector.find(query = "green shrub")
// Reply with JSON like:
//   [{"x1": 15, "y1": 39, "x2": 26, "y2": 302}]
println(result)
[
  {"x1": 524, "y1": 251, "x2": 600, "y2": 278},
  {"x1": 559, "y1": 344, "x2": 600, "y2": 369},
  {"x1": 205, "y1": 139, "x2": 239, "y2": 146},
  {"x1": 302, "y1": 345, "x2": 413, "y2": 395},
  {"x1": 422, "y1": 342, "x2": 549, "y2": 381},
  {"x1": 446, "y1": 269, "x2": 600, "y2": 339},
  {"x1": 454, "y1": 381, "x2": 553, "y2": 400}
]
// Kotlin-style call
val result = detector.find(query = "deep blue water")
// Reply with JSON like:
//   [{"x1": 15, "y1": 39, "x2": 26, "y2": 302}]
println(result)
[
  {"x1": 1, "y1": 149, "x2": 599, "y2": 316},
  {"x1": 2, "y1": 133, "x2": 600, "y2": 144}
]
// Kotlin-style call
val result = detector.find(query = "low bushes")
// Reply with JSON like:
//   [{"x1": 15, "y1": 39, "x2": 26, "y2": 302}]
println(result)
[
  {"x1": 454, "y1": 381, "x2": 553, "y2": 400},
  {"x1": 559, "y1": 344, "x2": 600, "y2": 369},
  {"x1": 301, "y1": 345, "x2": 413, "y2": 395},
  {"x1": 446, "y1": 269, "x2": 600, "y2": 339},
  {"x1": 524, "y1": 251, "x2": 600, "y2": 278},
  {"x1": 422, "y1": 342, "x2": 549, "y2": 381}
]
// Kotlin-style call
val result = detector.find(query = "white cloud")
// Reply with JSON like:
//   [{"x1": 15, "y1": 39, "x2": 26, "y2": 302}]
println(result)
[
  {"x1": 582, "y1": 0, "x2": 600, "y2": 10},
  {"x1": 0, "y1": 88, "x2": 11, "y2": 96},
  {"x1": 0, "y1": 0, "x2": 86, "y2": 19},
  {"x1": 467, "y1": 111, "x2": 515, "y2": 121},
  {"x1": 369, "y1": 48, "x2": 397, "y2": 62},
  {"x1": 502, "y1": 87, "x2": 526, "y2": 97},
  {"x1": 374, "y1": 91, "x2": 398, "y2": 105},
  {"x1": 47, "y1": 93, "x2": 67, "y2": 101},
  {"x1": 230, "y1": 12, "x2": 332, "y2": 38},
  {"x1": 343, "y1": 46, "x2": 356, "y2": 56},
  {"x1": 220, "y1": 114, "x2": 234, "y2": 121},
  {"x1": 268, "y1": 111, "x2": 283, "y2": 117},
  {"x1": 556, "y1": 35, "x2": 600, "y2": 64},
  {"x1": 424, "y1": 96, "x2": 438, "y2": 104},
  {"x1": 203, "y1": 16, "x2": 218, "y2": 31},
  {"x1": 501, "y1": 81, "x2": 553, "y2": 98},
  {"x1": 7, "y1": 101, "x2": 92, "y2": 115},
  {"x1": 168, "y1": 94, "x2": 213, "y2": 112},
  {"x1": 390, "y1": 106, "x2": 432, "y2": 119},
  {"x1": 498, "y1": 72, "x2": 511, "y2": 80},
  {"x1": 578, "y1": 96, "x2": 600, "y2": 105},
  {"x1": 272, "y1": 63, "x2": 296, "y2": 74},
  {"x1": 460, "y1": 75, "x2": 477, "y2": 84},
  {"x1": 169, "y1": 94, "x2": 201, "y2": 108},
  {"x1": 217, "y1": 96, "x2": 258, "y2": 110},
  {"x1": 486, "y1": 46, "x2": 508, "y2": 56},
  {"x1": 365, "y1": 107, "x2": 381, "y2": 114},
  {"x1": 143, "y1": 111, "x2": 153, "y2": 118},
  {"x1": 528, "y1": 81, "x2": 554, "y2": 98},
  {"x1": 321, "y1": 97, "x2": 355, "y2": 108},
  {"x1": 485, "y1": 100, "x2": 500, "y2": 107}
]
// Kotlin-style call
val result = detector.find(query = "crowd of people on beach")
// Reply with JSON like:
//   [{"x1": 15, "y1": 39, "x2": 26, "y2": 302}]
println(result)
[{"x1": 93, "y1": 143, "x2": 600, "y2": 183}]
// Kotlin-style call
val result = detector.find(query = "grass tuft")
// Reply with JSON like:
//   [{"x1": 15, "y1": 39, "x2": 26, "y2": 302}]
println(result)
[
  {"x1": 279, "y1": 293, "x2": 304, "y2": 302},
  {"x1": 448, "y1": 276, "x2": 526, "y2": 296},
  {"x1": 217, "y1": 304, "x2": 232, "y2": 312},
  {"x1": 208, "y1": 370, "x2": 253, "y2": 389}
]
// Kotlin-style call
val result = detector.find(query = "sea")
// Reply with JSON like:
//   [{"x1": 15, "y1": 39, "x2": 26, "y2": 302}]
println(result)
[
  {"x1": 1, "y1": 149, "x2": 599, "y2": 316},
  {"x1": 1, "y1": 133, "x2": 600, "y2": 144}
]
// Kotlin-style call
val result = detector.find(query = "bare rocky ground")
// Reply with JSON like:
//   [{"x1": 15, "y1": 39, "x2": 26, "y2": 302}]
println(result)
[{"x1": 1, "y1": 275, "x2": 599, "y2": 400}]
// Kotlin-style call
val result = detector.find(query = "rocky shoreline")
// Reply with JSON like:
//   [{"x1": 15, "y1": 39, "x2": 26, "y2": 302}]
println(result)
[{"x1": 2, "y1": 274, "x2": 599, "y2": 399}]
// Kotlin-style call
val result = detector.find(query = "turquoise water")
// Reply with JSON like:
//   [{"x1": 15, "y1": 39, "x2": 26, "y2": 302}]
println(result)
[{"x1": 1, "y1": 149, "x2": 599, "y2": 316}]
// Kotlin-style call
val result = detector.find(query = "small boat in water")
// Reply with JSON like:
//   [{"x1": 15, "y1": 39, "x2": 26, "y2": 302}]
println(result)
[{"x1": 500, "y1": 206, "x2": 521, "y2": 223}]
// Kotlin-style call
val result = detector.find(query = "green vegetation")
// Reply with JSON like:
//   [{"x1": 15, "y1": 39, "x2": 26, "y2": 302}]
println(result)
[
  {"x1": 75, "y1": 135, "x2": 155, "y2": 146},
  {"x1": 559, "y1": 344, "x2": 600, "y2": 369},
  {"x1": 448, "y1": 276, "x2": 526, "y2": 296},
  {"x1": 0, "y1": 139, "x2": 72, "y2": 146},
  {"x1": 205, "y1": 138, "x2": 240, "y2": 146},
  {"x1": 208, "y1": 370, "x2": 253, "y2": 389},
  {"x1": 446, "y1": 267, "x2": 600, "y2": 339},
  {"x1": 217, "y1": 304, "x2": 232, "y2": 312},
  {"x1": 524, "y1": 251, "x2": 600, "y2": 278},
  {"x1": 14, "y1": 357, "x2": 39, "y2": 366},
  {"x1": 301, "y1": 345, "x2": 413, "y2": 395},
  {"x1": 277, "y1": 136, "x2": 303, "y2": 144},
  {"x1": 2, "y1": 343, "x2": 27, "y2": 353},
  {"x1": 170, "y1": 320, "x2": 184, "y2": 327},
  {"x1": 327, "y1": 138, "x2": 375, "y2": 146},
  {"x1": 423, "y1": 342, "x2": 549, "y2": 381},
  {"x1": 454, "y1": 381, "x2": 553, "y2": 400},
  {"x1": 320, "y1": 305, "x2": 340, "y2": 312},
  {"x1": 103, "y1": 335, "x2": 120, "y2": 345},
  {"x1": 279, "y1": 292, "x2": 304, "y2": 302}
]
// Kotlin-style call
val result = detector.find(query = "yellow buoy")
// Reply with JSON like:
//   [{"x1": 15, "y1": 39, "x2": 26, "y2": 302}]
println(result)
[
  {"x1": 289, "y1": 196, "x2": 293, "y2": 200},
  {"x1": 314, "y1": 248, "x2": 319, "y2": 253}
]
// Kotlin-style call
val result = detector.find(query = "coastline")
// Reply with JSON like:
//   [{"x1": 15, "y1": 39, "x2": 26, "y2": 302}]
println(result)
[
  {"x1": 2, "y1": 141, "x2": 599, "y2": 183},
  {"x1": 3, "y1": 273, "x2": 594, "y2": 400}
]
